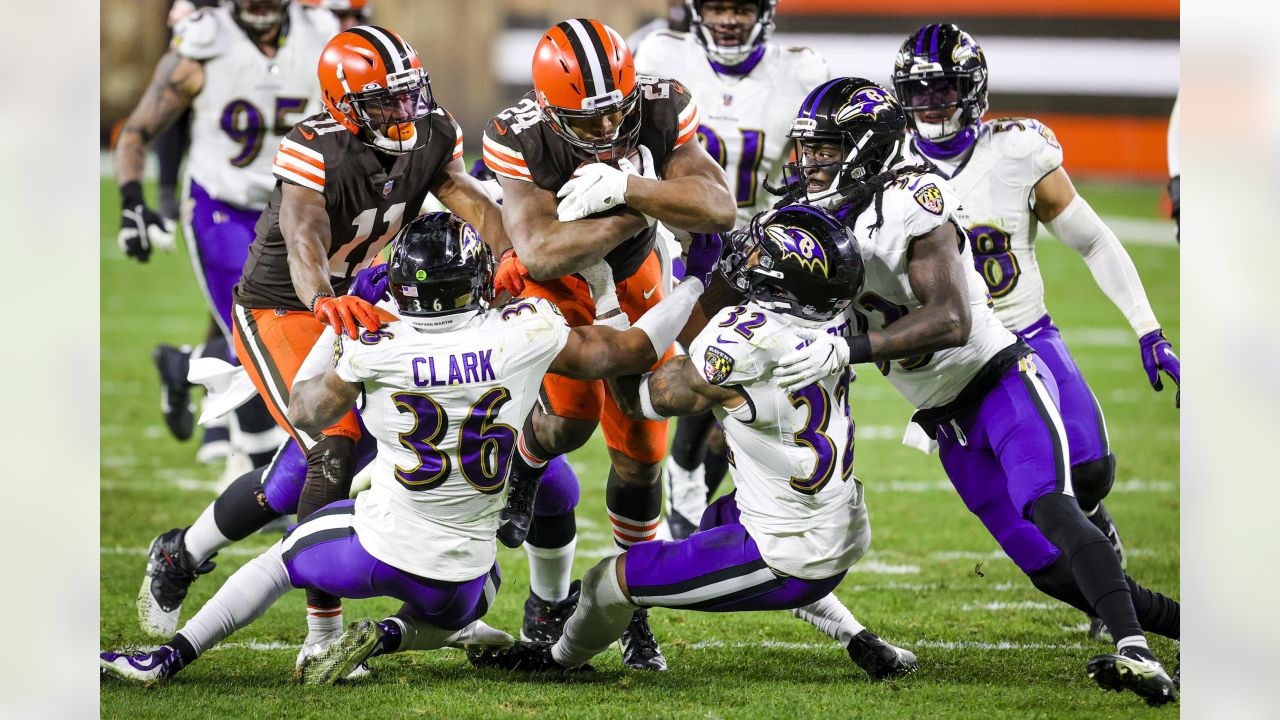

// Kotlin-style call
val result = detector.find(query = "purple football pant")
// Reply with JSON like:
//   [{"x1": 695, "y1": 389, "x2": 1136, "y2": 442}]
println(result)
[
  {"x1": 259, "y1": 420, "x2": 378, "y2": 515},
  {"x1": 623, "y1": 492, "x2": 844, "y2": 611},
  {"x1": 935, "y1": 354, "x2": 1071, "y2": 575},
  {"x1": 532, "y1": 455, "x2": 581, "y2": 517},
  {"x1": 1018, "y1": 315, "x2": 1109, "y2": 466},
  {"x1": 184, "y1": 179, "x2": 260, "y2": 345},
  {"x1": 281, "y1": 500, "x2": 500, "y2": 631}
]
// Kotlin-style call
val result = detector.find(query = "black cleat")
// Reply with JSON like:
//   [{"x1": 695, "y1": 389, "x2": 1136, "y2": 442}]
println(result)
[
  {"x1": 137, "y1": 528, "x2": 216, "y2": 638},
  {"x1": 619, "y1": 608, "x2": 667, "y2": 671},
  {"x1": 1087, "y1": 616, "x2": 1110, "y2": 643},
  {"x1": 1087, "y1": 502, "x2": 1127, "y2": 569},
  {"x1": 467, "y1": 641, "x2": 591, "y2": 673},
  {"x1": 1087, "y1": 646, "x2": 1177, "y2": 706},
  {"x1": 497, "y1": 468, "x2": 543, "y2": 548},
  {"x1": 153, "y1": 344, "x2": 195, "y2": 441},
  {"x1": 846, "y1": 629, "x2": 918, "y2": 680},
  {"x1": 520, "y1": 580, "x2": 581, "y2": 644}
]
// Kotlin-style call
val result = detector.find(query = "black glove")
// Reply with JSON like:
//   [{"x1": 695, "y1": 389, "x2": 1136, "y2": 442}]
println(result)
[{"x1": 117, "y1": 181, "x2": 174, "y2": 263}]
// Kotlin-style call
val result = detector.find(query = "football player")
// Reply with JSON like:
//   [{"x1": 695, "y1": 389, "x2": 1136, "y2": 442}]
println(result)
[
  {"x1": 774, "y1": 78, "x2": 1180, "y2": 705},
  {"x1": 300, "y1": 0, "x2": 372, "y2": 30},
  {"x1": 114, "y1": 0, "x2": 337, "y2": 470},
  {"x1": 101, "y1": 210, "x2": 723, "y2": 685},
  {"x1": 466, "y1": 206, "x2": 916, "y2": 679},
  {"x1": 634, "y1": 0, "x2": 831, "y2": 539},
  {"x1": 481, "y1": 18, "x2": 736, "y2": 669},
  {"x1": 891, "y1": 25, "x2": 1181, "y2": 638}
]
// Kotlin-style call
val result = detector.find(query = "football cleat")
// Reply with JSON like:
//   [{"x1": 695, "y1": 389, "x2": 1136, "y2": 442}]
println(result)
[
  {"x1": 497, "y1": 466, "x2": 542, "y2": 548},
  {"x1": 99, "y1": 646, "x2": 184, "y2": 685},
  {"x1": 445, "y1": 620, "x2": 515, "y2": 651},
  {"x1": 619, "y1": 608, "x2": 667, "y2": 671},
  {"x1": 137, "y1": 528, "x2": 215, "y2": 638},
  {"x1": 846, "y1": 629, "x2": 918, "y2": 680},
  {"x1": 467, "y1": 641, "x2": 592, "y2": 673},
  {"x1": 1087, "y1": 647, "x2": 1177, "y2": 706},
  {"x1": 663, "y1": 457, "x2": 706, "y2": 541},
  {"x1": 299, "y1": 620, "x2": 380, "y2": 685},
  {"x1": 1088, "y1": 616, "x2": 1110, "y2": 643},
  {"x1": 153, "y1": 344, "x2": 196, "y2": 441},
  {"x1": 520, "y1": 580, "x2": 581, "y2": 643},
  {"x1": 1087, "y1": 502, "x2": 1127, "y2": 570}
]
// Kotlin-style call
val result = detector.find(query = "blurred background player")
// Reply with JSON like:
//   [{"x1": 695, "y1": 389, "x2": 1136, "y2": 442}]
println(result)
[
  {"x1": 634, "y1": 0, "x2": 830, "y2": 538},
  {"x1": 113, "y1": 0, "x2": 339, "y2": 476},
  {"x1": 1167, "y1": 93, "x2": 1179, "y2": 243},
  {"x1": 300, "y1": 0, "x2": 373, "y2": 30},
  {"x1": 482, "y1": 18, "x2": 735, "y2": 670},
  {"x1": 892, "y1": 24, "x2": 1182, "y2": 639}
]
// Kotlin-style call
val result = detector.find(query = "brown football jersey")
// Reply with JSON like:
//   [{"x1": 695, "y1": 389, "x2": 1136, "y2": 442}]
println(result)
[
  {"x1": 482, "y1": 77, "x2": 699, "y2": 280},
  {"x1": 234, "y1": 107, "x2": 464, "y2": 310}
]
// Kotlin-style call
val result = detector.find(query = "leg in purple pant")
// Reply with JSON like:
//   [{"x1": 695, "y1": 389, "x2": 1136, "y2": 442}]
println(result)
[{"x1": 183, "y1": 179, "x2": 260, "y2": 345}]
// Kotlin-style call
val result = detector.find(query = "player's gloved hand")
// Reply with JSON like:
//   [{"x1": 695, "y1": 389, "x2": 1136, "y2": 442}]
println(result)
[
  {"x1": 774, "y1": 327, "x2": 851, "y2": 392},
  {"x1": 556, "y1": 162, "x2": 630, "y2": 222},
  {"x1": 348, "y1": 264, "x2": 389, "y2": 304},
  {"x1": 493, "y1": 249, "x2": 529, "y2": 297},
  {"x1": 1139, "y1": 329, "x2": 1180, "y2": 402},
  {"x1": 684, "y1": 233, "x2": 724, "y2": 290},
  {"x1": 312, "y1": 294, "x2": 381, "y2": 340},
  {"x1": 117, "y1": 181, "x2": 175, "y2": 263}
]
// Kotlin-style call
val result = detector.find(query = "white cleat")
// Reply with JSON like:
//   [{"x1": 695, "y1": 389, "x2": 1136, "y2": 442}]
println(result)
[{"x1": 445, "y1": 620, "x2": 515, "y2": 651}]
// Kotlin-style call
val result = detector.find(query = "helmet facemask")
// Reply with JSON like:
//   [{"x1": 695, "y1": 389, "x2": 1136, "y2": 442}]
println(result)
[
  {"x1": 787, "y1": 127, "x2": 902, "y2": 211},
  {"x1": 895, "y1": 72, "x2": 984, "y2": 142},
  {"x1": 233, "y1": 0, "x2": 285, "y2": 34},
  {"x1": 540, "y1": 87, "x2": 642, "y2": 163},
  {"x1": 341, "y1": 67, "x2": 436, "y2": 155},
  {"x1": 686, "y1": 0, "x2": 776, "y2": 67}
]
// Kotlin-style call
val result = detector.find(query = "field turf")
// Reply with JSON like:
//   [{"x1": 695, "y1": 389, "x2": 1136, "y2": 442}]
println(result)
[{"x1": 100, "y1": 178, "x2": 1179, "y2": 718}]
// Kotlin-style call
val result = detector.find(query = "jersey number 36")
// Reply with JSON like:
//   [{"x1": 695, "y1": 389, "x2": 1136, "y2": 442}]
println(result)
[{"x1": 389, "y1": 387, "x2": 517, "y2": 495}]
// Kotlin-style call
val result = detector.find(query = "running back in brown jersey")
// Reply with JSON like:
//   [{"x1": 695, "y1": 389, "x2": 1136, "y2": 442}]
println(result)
[{"x1": 235, "y1": 107, "x2": 464, "y2": 311}]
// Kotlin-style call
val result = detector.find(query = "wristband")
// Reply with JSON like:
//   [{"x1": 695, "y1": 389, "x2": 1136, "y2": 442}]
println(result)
[
  {"x1": 845, "y1": 334, "x2": 873, "y2": 364},
  {"x1": 309, "y1": 291, "x2": 335, "y2": 313},
  {"x1": 120, "y1": 181, "x2": 145, "y2": 208},
  {"x1": 638, "y1": 372, "x2": 666, "y2": 421}
]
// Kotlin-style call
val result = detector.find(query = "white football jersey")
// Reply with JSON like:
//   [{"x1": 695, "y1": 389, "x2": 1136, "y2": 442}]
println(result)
[
  {"x1": 176, "y1": 3, "x2": 336, "y2": 209},
  {"x1": 634, "y1": 31, "x2": 829, "y2": 227},
  {"x1": 900, "y1": 118, "x2": 1065, "y2": 333},
  {"x1": 333, "y1": 298, "x2": 571, "y2": 581},
  {"x1": 687, "y1": 303, "x2": 869, "y2": 580},
  {"x1": 843, "y1": 172, "x2": 1017, "y2": 410}
]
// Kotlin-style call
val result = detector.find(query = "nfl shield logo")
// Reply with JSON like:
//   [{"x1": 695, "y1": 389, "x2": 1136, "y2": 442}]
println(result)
[
  {"x1": 723, "y1": 94, "x2": 733, "y2": 106},
  {"x1": 382, "y1": 179, "x2": 394, "y2": 197}
]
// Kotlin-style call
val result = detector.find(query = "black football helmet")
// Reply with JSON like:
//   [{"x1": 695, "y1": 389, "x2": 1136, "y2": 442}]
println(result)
[
  {"x1": 684, "y1": 0, "x2": 778, "y2": 66},
  {"x1": 891, "y1": 24, "x2": 989, "y2": 143},
  {"x1": 786, "y1": 77, "x2": 906, "y2": 209},
  {"x1": 387, "y1": 212, "x2": 494, "y2": 319},
  {"x1": 720, "y1": 204, "x2": 863, "y2": 322}
]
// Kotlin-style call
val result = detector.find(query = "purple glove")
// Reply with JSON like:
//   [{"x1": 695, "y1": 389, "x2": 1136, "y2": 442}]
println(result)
[
  {"x1": 1139, "y1": 329, "x2": 1180, "y2": 398},
  {"x1": 349, "y1": 264, "x2": 390, "y2": 304},
  {"x1": 685, "y1": 233, "x2": 724, "y2": 290}
]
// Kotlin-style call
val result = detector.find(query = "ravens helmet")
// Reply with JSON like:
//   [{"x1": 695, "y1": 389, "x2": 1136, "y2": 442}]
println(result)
[
  {"x1": 720, "y1": 204, "x2": 863, "y2": 322},
  {"x1": 786, "y1": 77, "x2": 906, "y2": 209},
  {"x1": 387, "y1": 212, "x2": 493, "y2": 320},
  {"x1": 684, "y1": 0, "x2": 778, "y2": 67},
  {"x1": 891, "y1": 24, "x2": 989, "y2": 145}
]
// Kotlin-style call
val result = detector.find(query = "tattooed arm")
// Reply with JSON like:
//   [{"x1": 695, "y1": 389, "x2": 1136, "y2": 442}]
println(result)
[
  {"x1": 114, "y1": 49, "x2": 205, "y2": 186},
  {"x1": 865, "y1": 220, "x2": 972, "y2": 361},
  {"x1": 608, "y1": 356, "x2": 743, "y2": 421}
]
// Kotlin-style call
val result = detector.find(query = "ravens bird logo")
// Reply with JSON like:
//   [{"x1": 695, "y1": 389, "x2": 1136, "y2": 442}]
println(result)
[{"x1": 765, "y1": 225, "x2": 830, "y2": 277}]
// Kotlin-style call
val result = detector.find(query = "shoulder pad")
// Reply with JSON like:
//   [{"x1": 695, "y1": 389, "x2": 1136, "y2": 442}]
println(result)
[
  {"x1": 782, "y1": 46, "x2": 831, "y2": 88},
  {"x1": 482, "y1": 107, "x2": 537, "y2": 183},
  {"x1": 690, "y1": 304, "x2": 792, "y2": 387},
  {"x1": 986, "y1": 117, "x2": 1064, "y2": 178},
  {"x1": 498, "y1": 298, "x2": 563, "y2": 326},
  {"x1": 293, "y1": 3, "x2": 340, "y2": 37},
  {"x1": 170, "y1": 7, "x2": 226, "y2": 60},
  {"x1": 885, "y1": 172, "x2": 959, "y2": 239}
]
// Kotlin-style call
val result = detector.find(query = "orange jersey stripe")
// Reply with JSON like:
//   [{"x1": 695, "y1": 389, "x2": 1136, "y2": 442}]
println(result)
[
  {"x1": 483, "y1": 140, "x2": 528, "y2": 168},
  {"x1": 278, "y1": 145, "x2": 324, "y2": 172},
  {"x1": 273, "y1": 161, "x2": 325, "y2": 188}
]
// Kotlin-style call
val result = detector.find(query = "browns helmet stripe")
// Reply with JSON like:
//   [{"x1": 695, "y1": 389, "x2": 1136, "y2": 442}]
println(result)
[
  {"x1": 558, "y1": 18, "x2": 614, "y2": 98},
  {"x1": 346, "y1": 25, "x2": 408, "y2": 73}
]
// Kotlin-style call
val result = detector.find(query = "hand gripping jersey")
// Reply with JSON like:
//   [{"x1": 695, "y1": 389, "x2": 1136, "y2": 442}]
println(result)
[
  {"x1": 899, "y1": 119, "x2": 1064, "y2": 333},
  {"x1": 234, "y1": 107, "x2": 465, "y2": 310},
  {"x1": 634, "y1": 30, "x2": 830, "y2": 227},
  {"x1": 175, "y1": 2, "x2": 337, "y2": 210},
  {"x1": 333, "y1": 298, "x2": 572, "y2": 581},
  {"x1": 687, "y1": 303, "x2": 868, "y2": 579},
  {"x1": 482, "y1": 78, "x2": 699, "y2": 280},
  {"x1": 840, "y1": 172, "x2": 1017, "y2": 410}
]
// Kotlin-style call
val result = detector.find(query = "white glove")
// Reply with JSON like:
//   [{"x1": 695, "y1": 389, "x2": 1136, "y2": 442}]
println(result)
[
  {"x1": 773, "y1": 327, "x2": 851, "y2": 392},
  {"x1": 556, "y1": 146, "x2": 657, "y2": 223}
]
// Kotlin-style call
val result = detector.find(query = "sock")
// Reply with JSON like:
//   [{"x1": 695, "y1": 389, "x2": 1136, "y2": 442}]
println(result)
[
  {"x1": 791, "y1": 594, "x2": 866, "y2": 646},
  {"x1": 305, "y1": 606, "x2": 343, "y2": 643},
  {"x1": 527, "y1": 537, "x2": 577, "y2": 602},
  {"x1": 183, "y1": 503, "x2": 231, "y2": 567},
  {"x1": 174, "y1": 543, "x2": 293, "y2": 656},
  {"x1": 1115, "y1": 635, "x2": 1150, "y2": 653},
  {"x1": 670, "y1": 411, "x2": 716, "y2": 470},
  {"x1": 702, "y1": 444, "x2": 730, "y2": 502},
  {"x1": 606, "y1": 468, "x2": 661, "y2": 549},
  {"x1": 664, "y1": 456, "x2": 707, "y2": 526},
  {"x1": 189, "y1": 466, "x2": 280, "y2": 563},
  {"x1": 373, "y1": 618, "x2": 404, "y2": 656},
  {"x1": 1126, "y1": 576, "x2": 1180, "y2": 639},
  {"x1": 552, "y1": 556, "x2": 636, "y2": 668},
  {"x1": 168, "y1": 633, "x2": 198, "y2": 667},
  {"x1": 299, "y1": 435, "x2": 356, "y2": 615},
  {"x1": 232, "y1": 396, "x2": 287, "y2": 468}
]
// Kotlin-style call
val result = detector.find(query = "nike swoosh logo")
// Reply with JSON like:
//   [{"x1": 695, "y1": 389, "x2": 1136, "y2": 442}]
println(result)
[
  {"x1": 642, "y1": 285, "x2": 658, "y2": 300},
  {"x1": 298, "y1": 125, "x2": 316, "y2": 141},
  {"x1": 716, "y1": 335, "x2": 738, "y2": 345},
  {"x1": 494, "y1": 120, "x2": 509, "y2": 136}
]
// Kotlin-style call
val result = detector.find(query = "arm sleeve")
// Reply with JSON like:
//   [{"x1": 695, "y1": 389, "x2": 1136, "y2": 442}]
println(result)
[
  {"x1": 1045, "y1": 194, "x2": 1160, "y2": 336},
  {"x1": 632, "y1": 277, "x2": 706, "y2": 357}
]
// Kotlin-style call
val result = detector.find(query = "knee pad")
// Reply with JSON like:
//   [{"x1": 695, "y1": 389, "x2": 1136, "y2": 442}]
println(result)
[
  {"x1": 533, "y1": 455, "x2": 580, "y2": 517},
  {"x1": 1071, "y1": 453, "x2": 1115, "y2": 512}
]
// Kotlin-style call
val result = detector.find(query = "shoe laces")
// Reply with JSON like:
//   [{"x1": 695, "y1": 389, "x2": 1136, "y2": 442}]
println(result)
[{"x1": 624, "y1": 611, "x2": 659, "y2": 655}]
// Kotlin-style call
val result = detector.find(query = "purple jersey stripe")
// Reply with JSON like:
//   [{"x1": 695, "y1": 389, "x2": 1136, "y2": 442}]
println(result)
[{"x1": 930, "y1": 24, "x2": 941, "y2": 62}]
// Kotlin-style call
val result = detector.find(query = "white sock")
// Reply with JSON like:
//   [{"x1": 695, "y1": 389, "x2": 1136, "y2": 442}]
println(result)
[
  {"x1": 792, "y1": 594, "x2": 866, "y2": 646},
  {"x1": 552, "y1": 556, "x2": 636, "y2": 668},
  {"x1": 183, "y1": 502, "x2": 231, "y2": 566},
  {"x1": 305, "y1": 606, "x2": 344, "y2": 644},
  {"x1": 665, "y1": 456, "x2": 708, "y2": 523},
  {"x1": 384, "y1": 616, "x2": 454, "y2": 652},
  {"x1": 175, "y1": 543, "x2": 292, "y2": 656},
  {"x1": 527, "y1": 537, "x2": 576, "y2": 602},
  {"x1": 1116, "y1": 635, "x2": 1150, "y2": 653}
]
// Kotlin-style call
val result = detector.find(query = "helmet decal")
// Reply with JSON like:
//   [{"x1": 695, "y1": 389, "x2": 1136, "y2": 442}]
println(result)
[
  {"x1": 765, "y1": 225, "x2": 830, "y2": 278},
  {"x1": 460, "y1": 223, "x2": 481, "y2": 259},
  {"x1": 952, "y1": 32, "x2": 982, "y2": 65},
  {"x1": 834, "y1": 87, "x2": 898, "y2": 126}
]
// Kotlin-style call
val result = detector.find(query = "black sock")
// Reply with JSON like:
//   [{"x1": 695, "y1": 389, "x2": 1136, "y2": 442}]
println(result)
[
  {"x1": 212, "y1": 465, "x2": 280, "y2": 541},
  {"x1": 170, "y1": 633, "x2": 199, "y2": 666},
  {"x1": 703, "y1": 446, "x2": 729, "y2": 501},
  {"x1": 527, "y1": 509, "x2": 576, "y2": 550},
  {"x1": 235, "y1": 396, "x2": 281, "y2": 468},
  {"x1": 670, "y1": 411, "x2": 716, "y2": 470},
  {"x1": 374, "y1": 619, "x2": 403, "y2": 656},
  {"x1": 1126, "y1": 576, "x2": 1180, "y2": 640},
  {"x1": 1031, "y1": 493, "x2": 1141, "y2": 642},
  {"x1": 606, "y1": 467, "x2": 661, "y2": 549},
  {"x1": 299, "y1": 436, "x2": 356, "y2": 612}
]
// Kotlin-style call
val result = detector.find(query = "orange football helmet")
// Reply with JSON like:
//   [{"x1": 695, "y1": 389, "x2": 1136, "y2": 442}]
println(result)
[
  {"x1": 318, "y1": 25, "x2": 434, "y2": 155},
  {"x1": 532, "y1": 19, "x2": 640, "y2": 162}
]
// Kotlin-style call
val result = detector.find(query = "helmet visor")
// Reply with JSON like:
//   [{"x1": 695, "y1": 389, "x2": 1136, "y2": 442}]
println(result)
[{"x1": 353, "y1": 82, "x2": 434, "y2": 129}]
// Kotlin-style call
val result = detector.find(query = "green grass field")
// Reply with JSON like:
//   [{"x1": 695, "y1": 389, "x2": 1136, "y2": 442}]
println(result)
[{"x1": 100, "y1": 178, "x2": 1179, "y2": 719}]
